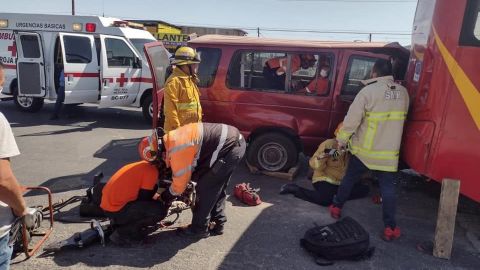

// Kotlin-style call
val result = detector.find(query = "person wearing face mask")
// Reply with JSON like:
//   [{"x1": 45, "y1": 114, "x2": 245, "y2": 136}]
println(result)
[
  {"x1": 163, "y1": 46, "x2": 203, "y2": 133},
  {"x1": 263, "y1": 54, "x2": 316, "y2": 90},
  {"x1": 298, "y1": 64, "x2": 330, "y2": 95}
]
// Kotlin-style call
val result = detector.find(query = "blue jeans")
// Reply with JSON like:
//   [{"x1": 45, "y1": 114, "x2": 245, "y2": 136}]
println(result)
[
  {"x1": 333, "y1": 155, "x2": 398, "y2": 228},
  {"x1": 0, "y1": 233, "x2": 12, "y2": 270},
  {"x1": 52, "y1": 86, "x2": 65, "y2": 117}
]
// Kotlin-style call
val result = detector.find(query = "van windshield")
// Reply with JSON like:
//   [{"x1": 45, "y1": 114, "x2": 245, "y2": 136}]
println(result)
[{"x1": 130, "y1": 38, "x2": 155, "y2": 59}]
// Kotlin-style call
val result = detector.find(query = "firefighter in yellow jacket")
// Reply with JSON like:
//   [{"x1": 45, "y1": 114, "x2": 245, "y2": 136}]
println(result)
[
  {"x1": 163, "y1": 47, "x2": 202, "y2": 133},
  {"x1": 139, "y1": 123, "x2": 246, "y2": 238},
  {"x1": 330, "y1": 59, "x2": 409, "y2": 241},
  {"x1": 279, "y1": 123, "x2": 369, "y2": 206}
]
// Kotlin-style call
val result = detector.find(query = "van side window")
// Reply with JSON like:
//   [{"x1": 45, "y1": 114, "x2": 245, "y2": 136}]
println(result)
[
  {"x1": 63, "y1": 36, "x2": 92, "y2": 63},
  {"x1": 291, "y1": 54, "x2": 333, "y2": 96},
  {"x1": 105, "y1": 38, "x2": 136, "y2": 67},
  {"x1": 460, "y1": 0, "x2": 480, "y2": 46},
  {"x1": 228, "y1": 51, "x2": 287, "y2": 91},
  {"x1": 20, "y1": 35, "x2": 40, "y2": 58},
  {"x1": 341, "y1": 56, "x2": 377, "y2": 96},
  {"x1": 196, "y1": 48, "x2": 221, "y2": 87}
]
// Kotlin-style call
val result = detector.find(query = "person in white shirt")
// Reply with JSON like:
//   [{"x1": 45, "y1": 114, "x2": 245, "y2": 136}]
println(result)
[{"x1": 0, "y1": 62, "x2": 27, "y2": 269}]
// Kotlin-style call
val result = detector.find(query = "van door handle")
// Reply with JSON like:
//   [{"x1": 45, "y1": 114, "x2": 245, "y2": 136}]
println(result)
[{"x1": 103, "y1": 79, "x2": 109, "y2": 87}]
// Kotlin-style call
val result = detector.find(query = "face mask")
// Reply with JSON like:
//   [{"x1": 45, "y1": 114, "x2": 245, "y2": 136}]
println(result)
[{"x1": 320, "y1": 69, "x2": 329, "y2": 78}]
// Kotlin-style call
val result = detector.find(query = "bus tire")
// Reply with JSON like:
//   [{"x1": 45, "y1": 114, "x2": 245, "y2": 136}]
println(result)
[
  {"x1": 13, "y1": 92, "x2": 44, "y2": 113},
  {"x1": 246, "y1": 132, "x2": 298, "y2": 172},
  {"x1": 141, "y1": 93, "x2": 153, "y2": 124}
]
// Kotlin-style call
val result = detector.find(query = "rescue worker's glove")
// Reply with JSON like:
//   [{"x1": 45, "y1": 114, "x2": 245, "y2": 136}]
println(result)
[{"x1": 160, "y1": 189, "x2": 177, "y2": 207}]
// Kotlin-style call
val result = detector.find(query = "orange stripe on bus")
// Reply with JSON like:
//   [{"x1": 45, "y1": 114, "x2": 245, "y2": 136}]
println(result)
[{"x1": 433, "y1": 27, "x2": 480, "y2": 130}]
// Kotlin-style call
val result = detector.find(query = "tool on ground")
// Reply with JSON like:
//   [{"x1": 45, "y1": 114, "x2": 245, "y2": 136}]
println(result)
[
  {"x1": 234, "y1": 183, "x2": 262, "y2": 206},
  {"x1": 9, "y1": 186, "x2": 54, "y2": 259},
  {"x1": 42, "y1": 179, "x2": 197, "y2": 253}
]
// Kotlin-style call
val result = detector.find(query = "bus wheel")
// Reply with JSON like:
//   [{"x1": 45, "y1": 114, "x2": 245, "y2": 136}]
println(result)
[
  {"x1": 13, "y1": 94, "x2": 44, "y2": 112},
  {"x1": 247, "y1": 132, "x2": 298, "y2": 172},
  {"x1": 141, "y1": 93, "x2": 153, "y2": 124}
]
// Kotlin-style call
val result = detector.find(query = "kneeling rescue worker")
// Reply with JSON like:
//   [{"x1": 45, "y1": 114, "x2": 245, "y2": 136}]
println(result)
[
  {"x1": 100, "y1": 161, "x2": 167, "y2": 246},
  {"x1": 140, "y1": 122, "x2": 246, "y2": 238}
]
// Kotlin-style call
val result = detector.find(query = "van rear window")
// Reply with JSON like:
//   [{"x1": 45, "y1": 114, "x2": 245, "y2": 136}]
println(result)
[
  {"x1": 196, "y1": 48, "x2": 221, "y2": 88},
  {"x1": 20, "y1": 35, "x2": 40, "y2": 58},
  {"x1": 63, "y1": 36, "x2": 92, "y2": 64}
]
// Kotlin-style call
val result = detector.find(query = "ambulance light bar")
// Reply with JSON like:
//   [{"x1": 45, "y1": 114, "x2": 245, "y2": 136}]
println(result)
[
  {"x1": 85, "y1": 23, "x2": 96, "y2": 32},
  {"x1": 0, "y1": 19, "x2": 8, "y2": 28},
  {"x1": 72, "y1": 23, "x2": 82, "y2": 31},
  {"x1": 112, "y1": 20, "x2": 145, "y2": 30}
]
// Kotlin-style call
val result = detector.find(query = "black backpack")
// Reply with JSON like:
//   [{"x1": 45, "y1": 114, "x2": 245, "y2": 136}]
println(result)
[{"x1": 300, "y1": 217, "x2": 375, "y2": 266}]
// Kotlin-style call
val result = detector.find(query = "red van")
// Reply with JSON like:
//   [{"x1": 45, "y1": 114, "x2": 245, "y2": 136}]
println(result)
[{"x1": 145, "y1": 36, "x2": 409, "y2": 172}]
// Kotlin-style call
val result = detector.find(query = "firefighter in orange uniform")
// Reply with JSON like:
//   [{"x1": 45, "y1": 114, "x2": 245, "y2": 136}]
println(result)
[
  {"x1": 100, "y1": 161, "x2": 167, "y2": 246},
  {"x1": 140, "y1": 122, "x2": 246, "y2": 238},
  {"x1": 163, "y1": 46, "x2": 203, "y2": 133}
]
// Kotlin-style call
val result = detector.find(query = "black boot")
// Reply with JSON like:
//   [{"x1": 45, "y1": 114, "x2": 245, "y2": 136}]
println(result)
[{"x1": 279, "y1": 183, "x2": 299, "y2": 195}]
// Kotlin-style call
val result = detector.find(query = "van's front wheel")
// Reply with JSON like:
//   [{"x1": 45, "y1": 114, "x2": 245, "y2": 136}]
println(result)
[
  {"x1": 247, "y1": 133, "x2": 298, "y2": 172},
  {"x1": 13, "y1": 93, "x2": 44, "y2": 112},
  {"x1": 141, "y1": 94, "x2": 153, "y2": 124}
]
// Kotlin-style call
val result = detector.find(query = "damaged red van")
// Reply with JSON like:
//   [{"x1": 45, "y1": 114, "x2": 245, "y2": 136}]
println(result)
[{"x1": 145, "y1": 35, "x2": 409, "y2": 172}]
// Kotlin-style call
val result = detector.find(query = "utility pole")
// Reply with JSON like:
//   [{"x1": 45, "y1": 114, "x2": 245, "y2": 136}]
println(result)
[
  {"x1": 257, "y1": 27, "x2": 260, "y2": 37},
  {"x1": 72, "y1": 0, "x2": 75, "y2": 15}
]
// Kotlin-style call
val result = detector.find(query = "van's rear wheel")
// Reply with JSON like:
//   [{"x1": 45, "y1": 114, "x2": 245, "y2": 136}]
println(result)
[
  {"x1": 142, "y1": 94, "x2": 153, "y2": 124},
  {"x1": 247, "y1": 133, "x2": 298, "y2": 172},
  {"x1": 13, "y1": 93, "x2": 44, "y2": 112}
]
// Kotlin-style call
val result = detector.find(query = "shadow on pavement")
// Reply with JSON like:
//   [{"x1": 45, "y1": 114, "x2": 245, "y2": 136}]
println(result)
[
  {"x1": 25, "y1": 138, "x2": 141, "y2": 196},
  {"x1": 216, "y1": 173, "x2": 480, "y2": 270},
  {"x1": 48, "y1": 230, "x2": 198, "y2": 268},
  {"x1": 1, "y1": 101, "x2": 149, "y2": 133}
]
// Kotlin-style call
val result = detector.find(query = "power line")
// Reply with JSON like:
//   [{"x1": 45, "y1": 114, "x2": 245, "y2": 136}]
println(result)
[{"x1": 279, "y1": 0, "x2": 416, "y2": 2}]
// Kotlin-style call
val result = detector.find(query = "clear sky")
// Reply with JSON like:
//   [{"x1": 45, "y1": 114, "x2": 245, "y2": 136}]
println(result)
[{"x1": 1, "y1": 0, "x2": 418, "y2": 44}]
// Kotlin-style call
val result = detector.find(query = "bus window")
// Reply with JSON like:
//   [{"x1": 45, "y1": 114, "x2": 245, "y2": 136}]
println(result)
[{"x1": 459, "y1": 0, "x2": 480, "y2": 46}]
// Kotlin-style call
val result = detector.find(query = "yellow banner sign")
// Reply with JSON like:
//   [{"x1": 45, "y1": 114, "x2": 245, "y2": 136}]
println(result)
[{"x1": 154, "y1": 33, "x2": 190, "y2": 49}]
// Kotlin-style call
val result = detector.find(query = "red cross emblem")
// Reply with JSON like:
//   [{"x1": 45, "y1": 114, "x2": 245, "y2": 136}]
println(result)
[
  {"x1": 116, "y1": 73, "x2": 128, "y2": 87},
  {"x1": 7, "y1": 41, "x2": 17, "y2": 57}
]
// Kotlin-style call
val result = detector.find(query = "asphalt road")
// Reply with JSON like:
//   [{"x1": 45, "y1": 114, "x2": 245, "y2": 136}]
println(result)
[{"x1": 1, "y1": 101, "x2": 480, "y2": 270}]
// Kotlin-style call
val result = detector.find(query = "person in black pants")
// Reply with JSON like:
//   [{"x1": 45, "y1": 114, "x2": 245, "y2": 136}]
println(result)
[{"x1": 280, "y1": 125, "x2": 369, "y2": 206}]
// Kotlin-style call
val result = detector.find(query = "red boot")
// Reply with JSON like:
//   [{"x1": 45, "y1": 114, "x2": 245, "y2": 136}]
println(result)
[
  {"x1": 329, "y1": 205, "x2": 342, "y2": 219},
  {"x1": 382, "y1": 227, "x2": 401, "y2": 241}
]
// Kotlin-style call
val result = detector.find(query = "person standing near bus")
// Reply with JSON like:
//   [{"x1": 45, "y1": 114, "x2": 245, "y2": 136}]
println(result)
[
  {"x1": 329, "y1": 59, "x2": 409, "y2": 242},
  {"x1": 163, "y1": 47, "x2": 202, "y2": 133}
]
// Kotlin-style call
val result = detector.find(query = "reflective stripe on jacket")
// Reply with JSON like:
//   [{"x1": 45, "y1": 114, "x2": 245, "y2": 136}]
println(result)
[
  {"x1": 309, "y1": 139, "x2": 349, "y2": 185},
  {"x1": 336, "y1": 76, "x2": 409, "y2": 172},
  {"x1": 164, "y1": 123, "x2": 240, "y2": 195},
  {"x1": 163, "y1": 67, "x2": 202, "y2": 133}
]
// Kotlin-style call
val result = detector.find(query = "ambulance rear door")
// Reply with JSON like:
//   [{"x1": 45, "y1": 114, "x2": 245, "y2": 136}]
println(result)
[
  {"x1": 14, "y1": 32, "x2": 46, "y2": 97},
  {"x1": 59, "y1": 33, "x2": 99, "y2": 103},
  {"x1": 98, "y1": 35, "x2": 142, "y2": 108}
]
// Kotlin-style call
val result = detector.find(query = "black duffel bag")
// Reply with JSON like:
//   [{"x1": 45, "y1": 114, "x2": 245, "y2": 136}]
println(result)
[{"x1": 300, "y1": 216, "x2": 375, "y2": 266}]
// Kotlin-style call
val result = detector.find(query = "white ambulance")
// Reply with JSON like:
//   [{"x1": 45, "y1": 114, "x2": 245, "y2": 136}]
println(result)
[{"x1": 0, "y1": 13, "x2": 170, "y2": 122}]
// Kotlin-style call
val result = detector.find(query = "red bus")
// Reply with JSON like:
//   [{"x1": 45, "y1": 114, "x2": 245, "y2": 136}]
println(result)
[{"x1": 402, "y1": 0, "x2": 480, "y2": 202}]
